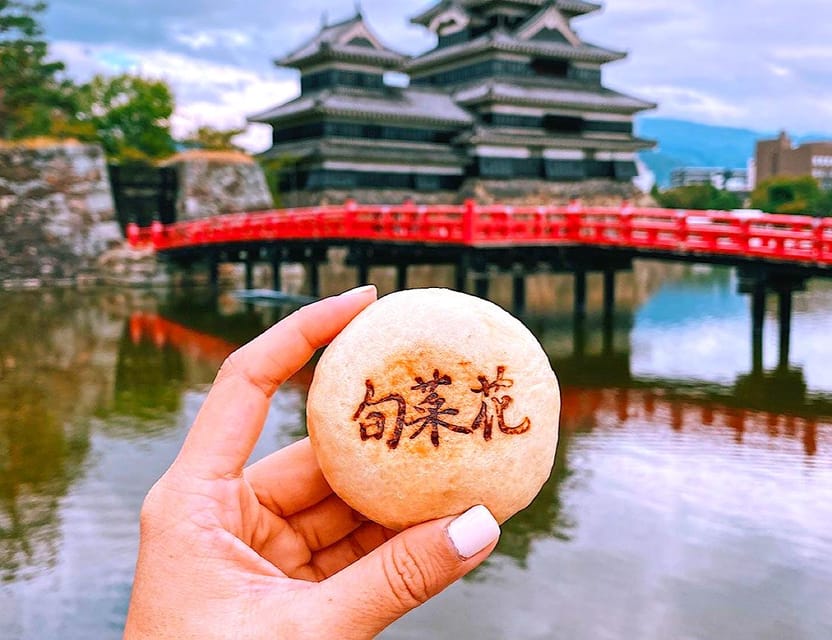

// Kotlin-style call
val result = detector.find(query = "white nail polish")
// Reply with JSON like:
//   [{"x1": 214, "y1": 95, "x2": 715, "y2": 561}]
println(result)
[
  {"x1": 447, "y1": 505, "x2": 500, "y2": 559},
  {"x1": 340, "y1": 284, "x2": 377, "y2": 297}
]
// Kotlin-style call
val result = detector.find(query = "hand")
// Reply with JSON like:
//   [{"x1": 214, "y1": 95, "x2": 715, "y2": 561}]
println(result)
[{"x1": 124, "y1": 286, "x2": 500, "y2": 640}]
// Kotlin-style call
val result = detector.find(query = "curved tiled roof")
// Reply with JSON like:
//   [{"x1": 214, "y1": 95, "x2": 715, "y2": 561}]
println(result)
[
  {"x1": 453, "y1": 80, "x2": 656, "y2": 113},
  {"x1": 405, "y1": 32, "x2": 625, "y2": 72},
  {"x1": 249, "y1": 87, "x2": 474, "y2": 127},
  {"x1": 277, "y1": 13, "x2": 405, "y2": 70},
  {"x1": 411, "y1": 0, "x2": 602, "y2": 26}
]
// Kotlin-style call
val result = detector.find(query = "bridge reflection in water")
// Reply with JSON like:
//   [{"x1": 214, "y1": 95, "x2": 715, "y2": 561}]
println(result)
[
  {"x1": 125, "y1": 290, "x2": 831, "y2": 565},
  {"x1": 128, "y1": 296, "x2": 829, "y2": 463}
]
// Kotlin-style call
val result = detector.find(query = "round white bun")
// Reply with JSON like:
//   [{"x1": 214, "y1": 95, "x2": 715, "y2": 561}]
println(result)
[{"x1": 307, "y1": 287, "x2": 560, "y2": 531}]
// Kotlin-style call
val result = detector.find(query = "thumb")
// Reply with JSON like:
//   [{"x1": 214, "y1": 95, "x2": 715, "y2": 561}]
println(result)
[{"x1": 314, "y1": 505, "x2": 500, "y2": 638}]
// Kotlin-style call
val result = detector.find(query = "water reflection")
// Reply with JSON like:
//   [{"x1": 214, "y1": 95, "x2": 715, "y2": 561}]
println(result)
[
  {"x1": 0, "y1": 291, "x2": 114, "y2": 581},
  {"x1": 1, "y1": 265, "x2": 831, "y2": 639}
]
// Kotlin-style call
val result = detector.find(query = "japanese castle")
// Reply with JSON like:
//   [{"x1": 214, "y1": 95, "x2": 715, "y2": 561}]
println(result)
[{"x1": 249, "y1": 0, "x2": 655, "y2": 202}]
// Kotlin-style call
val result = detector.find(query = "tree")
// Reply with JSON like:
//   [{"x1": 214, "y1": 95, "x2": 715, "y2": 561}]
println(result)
[
  {"x1": 0, "y1": 0, "x2": 75, "y2": 139},
  {"x1": 72, "y1": 73, "x2": 176, "y2": 162},
  {"x1": 652, "y1": 184, "x2": 742, "y2": 211},
  {"x1": 751, "y1": 176, "x2": 822, "y2": 216},
  {"x1": 180, "y1": 125, "x2": 245, "y2": 152},
  {"x1": 814, "y1": 188, "x2": 832, "y2": 217}
]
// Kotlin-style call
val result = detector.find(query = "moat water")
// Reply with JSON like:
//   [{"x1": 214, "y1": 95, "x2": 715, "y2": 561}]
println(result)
[{"x1": 1, "y1": 263, "x2": 831, "y2": 639}]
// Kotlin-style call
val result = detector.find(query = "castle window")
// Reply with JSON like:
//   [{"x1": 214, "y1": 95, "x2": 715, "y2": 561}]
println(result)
[
  {"x1": 543, "y1": 115, "x2": 584, "y2": 134},
  {"x1": 531, "y1": 58, "x2": 569, "y2": 78}
]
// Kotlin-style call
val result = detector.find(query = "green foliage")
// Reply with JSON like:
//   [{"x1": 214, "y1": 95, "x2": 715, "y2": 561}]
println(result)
[
  {"x1": 815, "y1": 189, "x2": 832, "y2": 217},
  {"x1": 180, "y1": 125, "x2": 244, "y2": 152},
  {"x1": 0, "y1": 0, "x2": 76, "y2": 139},
  {"x1": 652, "y1": 184, "x2": 742, "y2": 211},
  {"x1": 71, "y1": 74, "x2": 176, "y2": 162},
  {"x1": 751, "y1": 176, "x2": 823, "y2": 216}
]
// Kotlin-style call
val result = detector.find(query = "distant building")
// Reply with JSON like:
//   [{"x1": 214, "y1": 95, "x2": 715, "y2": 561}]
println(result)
[
  {"x1": 670, "y1": 167, "x2": 750, "y2": 193},
  {"x1": 249, "y1": 1, "x2": 655, "y2": 203},
  {"x1": 755, "y1": 131, "x2": 832, "y2": 190}
]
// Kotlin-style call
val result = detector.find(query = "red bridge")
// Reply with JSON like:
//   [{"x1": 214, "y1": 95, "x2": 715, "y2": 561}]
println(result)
[
  {"x1": 126, "y1": 201, "x2": 832, "y2": 376},
  {"x1": 128, "y1": 200, "x2": 832, "y2": 268}
]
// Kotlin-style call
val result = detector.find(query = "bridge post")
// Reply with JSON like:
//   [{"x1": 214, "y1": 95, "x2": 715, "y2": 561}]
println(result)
[
  {"x1": 474, "y1": 272, "x2": 490, "y2": 299},
  {"x1": 455, "y1": 251, "x2": 470, "y2": 293},
  {"x1": 357, "y1": 257, "x2": 370, "y2": 287},
  {"x1": 308, "y1": 260, "x2": 320, "y2": 298},
  {"x1": 245, "y1": 259, "x2": 254, "y2": 291},
  {"x1": 396, "y1": 263, "x2": 408, "y2": 291},
  {"x1": 602, "y1": 270, "x2": 616, "y2": 354},
  {"x1": 512, "y1": 268, "x2": 526, "y2": 315},
  {"x1": 208, "y1": 255, "x2": 219, "y2": 290},
  {"x1": 777, "y1": 289, "x2": 793, "y2": 370},
  {"x1": 603, "y1": 269, "x2": 615, "y2": 320},
  {"x1": 751, "y1": 280, "x2": 766, "y2": 374},
  {"x1": 271, "y1": 254, "x2": 282, "y2": 291},
  {"x1": 574, "y1": 269, "x2": 587, "y2": 322}
]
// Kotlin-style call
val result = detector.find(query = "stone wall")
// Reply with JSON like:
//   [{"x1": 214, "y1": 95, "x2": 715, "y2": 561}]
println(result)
[
  {"x1": 0, "y1": 140, "x2": 122, "y2": 285},
  {"x1": 163, "y1": 151, "x2": 273, "y2": 220},
  {"x1": 280, "y1": 179, "x2": 654, "y2": 208},
  {"x1": 460, "y1": 178, "x2": 657, "y2": 206}
]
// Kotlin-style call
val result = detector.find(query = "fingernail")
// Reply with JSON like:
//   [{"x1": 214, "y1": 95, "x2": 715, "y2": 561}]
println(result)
[
  {"x1": 340, "y1": 284, "x2": 377, "y2": 297},
  {"x1": 447, "y1": 505, "x2": 500, "y2": 559}
]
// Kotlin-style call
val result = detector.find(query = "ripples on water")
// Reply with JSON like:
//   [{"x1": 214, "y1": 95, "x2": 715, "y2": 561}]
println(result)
[{"x1": 0, "y1": 265, "x2": 830, "y2": 639}]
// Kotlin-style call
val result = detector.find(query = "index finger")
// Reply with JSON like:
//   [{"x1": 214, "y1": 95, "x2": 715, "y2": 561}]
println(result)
[{"x1": 175, "y1": 285, "x2": 377, "y2": 478}]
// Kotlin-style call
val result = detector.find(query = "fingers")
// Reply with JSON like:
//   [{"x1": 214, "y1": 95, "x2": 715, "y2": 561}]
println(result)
[
  {"x1": 253, "y1": 493, "x2": 367, "y2": 577},
  {"x1": 307, "y1": 521, "x2": 396, "y2": 579},
  {"x1": 305, "y1": 506, "x2": 500, "y2": 638},
  {"x1": 245, "y1": 439, "x2": 332, "y2": 517},
  {"x1": 285, "y1": 494, "x2": 365, "y2": 552},
  {"x1": 175, "y1": 286, "x2": 377, "y2": 478}
]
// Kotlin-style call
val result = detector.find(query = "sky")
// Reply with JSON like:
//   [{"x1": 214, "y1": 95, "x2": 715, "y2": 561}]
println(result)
[{"x1": 42, "y1": 0, "x2": 832, "y2": 152}]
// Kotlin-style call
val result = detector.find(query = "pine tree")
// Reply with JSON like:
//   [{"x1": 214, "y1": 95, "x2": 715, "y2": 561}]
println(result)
[{"x1": 0, "y1": 0, "x2": 74, "y2": 139}]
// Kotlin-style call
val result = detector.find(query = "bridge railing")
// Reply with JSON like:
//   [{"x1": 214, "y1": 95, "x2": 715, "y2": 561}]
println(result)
[{"x1": 125, "y1": 201, "x2": 832, "y2": 266}]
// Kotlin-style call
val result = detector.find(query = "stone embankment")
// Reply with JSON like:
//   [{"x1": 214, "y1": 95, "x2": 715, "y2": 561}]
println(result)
[
  {"x1": 162, "y1": 150, "x2": 273, "y2": 220},
  {"x1": 0, "y1": 140, "x2": 122, "y2": 287},
  {"x1": 1, "y1": 140, "x2": 652, "y2": 288}
]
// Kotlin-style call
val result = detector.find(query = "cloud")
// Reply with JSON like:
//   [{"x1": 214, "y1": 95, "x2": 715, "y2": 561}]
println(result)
[{"x1": 43, "y1": 0, "x2": 832, "y2": 152}]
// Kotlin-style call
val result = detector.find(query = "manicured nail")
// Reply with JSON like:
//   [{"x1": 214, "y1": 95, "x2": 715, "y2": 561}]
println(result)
[
  {"x1": 447, "y1": 505, "x2": 500, "y2": 559},
  {"x1": 340, "y1": 284, "x2": 377, "y2": 297}
]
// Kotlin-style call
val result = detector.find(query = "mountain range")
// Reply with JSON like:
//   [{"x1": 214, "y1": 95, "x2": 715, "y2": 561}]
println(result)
[{"x1": 634, "y1": 117, "x2": 832, "y2": 188}]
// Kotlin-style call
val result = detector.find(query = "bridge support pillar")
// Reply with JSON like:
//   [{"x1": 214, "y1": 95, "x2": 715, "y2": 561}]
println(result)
[
  {"x1": 739, "y1": 268, "x2": 807, "y2": 374},
  {"x1": 777, "y1": 289, "x2": 793, "y2": 370},
  {"x1": 603, "y1": 270, "x2": 616, "y2": 320},
  {"x1": 396, "y1": 264, "x2": 408, "y2": 291},
  {"x1": 455, "y1": 252, "x2": 470, "y2": 293},
  {"x1": 308, "y1": 261, "x2": 320, "y2": 298},
  {"x1": 357, "y1": 259, "x2": 370, "y2": 287},
  {"x1": 751, "y1": 282, "x2": 766, "y2": 375},
  {"x1": 512, "y1": 270, "x2": 526, "y2": 315},
  {"x1": 602, "y1": 270, "x2": 616, "y2": 355},
  {"x1": 271, "y1": 256, "x2": 282, "y2": 292},
  {"x1": 573, "y1": 269, "x2": 587, "y2": 322},
  {"x1": 474, "y1": 273, "x2": 490, "y2": 299},
  {"x1": 208, "y1": 256, "x2": 219, "y2": 290},
  {"x1": 245, "y1": 260, "x2": 254, "y2": 291}
]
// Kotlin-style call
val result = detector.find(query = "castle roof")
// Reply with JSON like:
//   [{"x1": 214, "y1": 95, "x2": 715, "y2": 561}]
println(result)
[
  {"x1": 453, "y1": 79, "x2": 656, "y2": 113},
  {"x1": 249, "y1": 86, "x2": 475, "y2": 127},
  {"x1": 455, "y1": 125, "x2": 655, "y2": 151},
  {"x1": 277, "y1": 13, "x2": 405, "y2": 70},
  {"x1": 258, "y1": 137, "x2": 466, "y2": 167},
  {"x1": 411, "y1": 0, "x2": 602, "y2": 27},
  {"x1": 405, "y1": 30, "x2": 625, "y2": 73}
]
